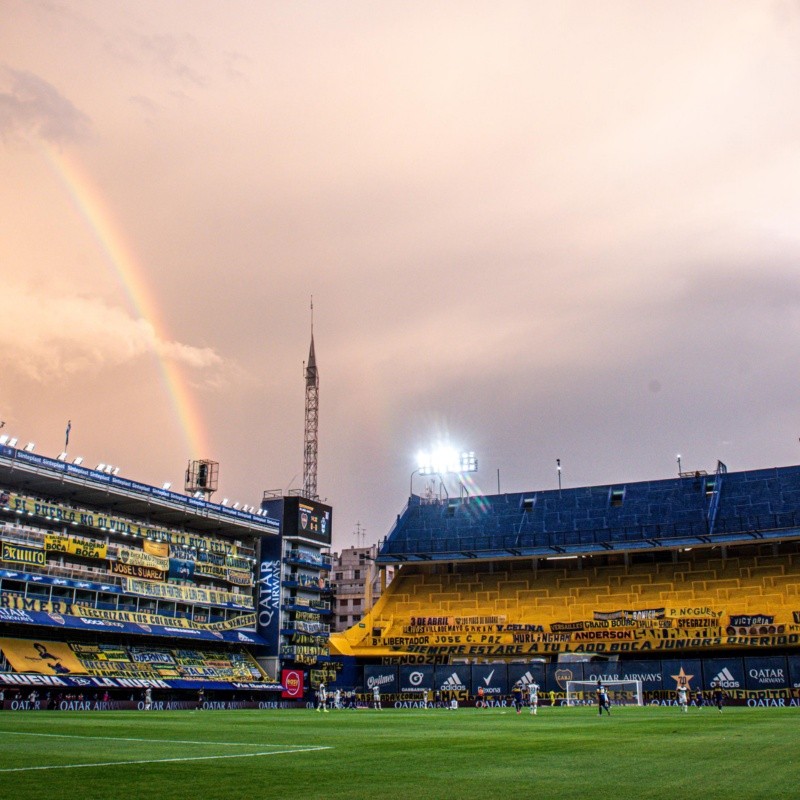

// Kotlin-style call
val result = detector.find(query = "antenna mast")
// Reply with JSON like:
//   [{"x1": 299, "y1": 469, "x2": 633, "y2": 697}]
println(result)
[{"x1": 302, "y1": 297, "x2": 319, "y2": 500}]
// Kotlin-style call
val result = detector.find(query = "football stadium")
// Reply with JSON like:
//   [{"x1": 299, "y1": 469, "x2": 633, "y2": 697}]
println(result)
[
  {"x1": 331, "y1": 460, "x2": 800, "y2": 708},
  {"x1": 1, "y1": 440, "x2": 799, "y2": 799}
]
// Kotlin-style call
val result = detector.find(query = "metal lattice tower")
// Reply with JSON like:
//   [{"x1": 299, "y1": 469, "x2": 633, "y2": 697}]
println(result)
[{"x1": 302, "y1": 302, "x2": 319, "y2": 500}]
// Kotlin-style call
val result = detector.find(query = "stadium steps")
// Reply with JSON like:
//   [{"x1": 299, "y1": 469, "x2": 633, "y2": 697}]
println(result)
[
  {"x1": 517, "y1": 588, "x2": 551, "y2": 601},
  {"x1": 557, "y1": 576, "x2": 591, "y2": 589},
  {"x1": 766, "y1": 575, "x2": 800, "y2": 589},
  {"x1": 663, "y1": 589, "x2": 695, "y2": 602},
  {"x1": 746, "y1": 593, "x2": 784, "y2": 610}
]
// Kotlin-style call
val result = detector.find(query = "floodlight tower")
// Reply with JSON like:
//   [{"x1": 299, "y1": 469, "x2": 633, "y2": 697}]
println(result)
[{"x1": 302, "y1": 300, "x2": 319, "y2": 500}]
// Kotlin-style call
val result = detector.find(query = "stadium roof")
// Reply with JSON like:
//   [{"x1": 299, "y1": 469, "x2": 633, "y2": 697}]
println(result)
[{"x1": 0, "y1": 445, "x2": 279, "y2": 539}]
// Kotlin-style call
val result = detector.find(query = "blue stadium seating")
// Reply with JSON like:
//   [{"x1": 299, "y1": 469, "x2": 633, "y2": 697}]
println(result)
[{"x1": 378, "y1": 464, "x2": 800, "y2": 562}]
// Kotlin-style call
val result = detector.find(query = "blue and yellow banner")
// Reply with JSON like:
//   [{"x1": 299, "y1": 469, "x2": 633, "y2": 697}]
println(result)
[
  {"x1": 0, "y1": 637, "x2": 88, "y2": 675},
  {"x1": 1, "y1": 542, "x2": 46, "y2": 568}
]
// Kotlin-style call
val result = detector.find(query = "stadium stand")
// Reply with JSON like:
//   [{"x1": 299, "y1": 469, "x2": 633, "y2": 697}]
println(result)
[
  {"x1": 330, "y1": 462, "x2": 800, "y2": 706},
  {"x1": 0, "y1": 444, "x2": 286, "y2": 709}
]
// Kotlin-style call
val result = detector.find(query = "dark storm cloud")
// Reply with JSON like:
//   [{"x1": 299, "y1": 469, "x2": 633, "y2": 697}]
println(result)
[{"x1": 0, "y1": 67, "x2": 90, "y2": 143}]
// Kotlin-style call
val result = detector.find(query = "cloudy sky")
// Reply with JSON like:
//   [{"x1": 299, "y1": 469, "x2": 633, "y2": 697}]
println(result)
[{"x1": 2, "y1": 1, "x2": 800, "y2": 551}]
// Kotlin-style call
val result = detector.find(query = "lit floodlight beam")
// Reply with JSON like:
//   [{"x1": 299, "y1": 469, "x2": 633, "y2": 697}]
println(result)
[{"x1": 417, "y1": 447, "x2": 478, "y2": 475}]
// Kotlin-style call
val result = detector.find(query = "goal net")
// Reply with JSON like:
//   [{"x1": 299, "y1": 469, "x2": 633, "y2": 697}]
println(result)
[{"x1": 565, "y1": 680, "x2": 643, "y2": 707}]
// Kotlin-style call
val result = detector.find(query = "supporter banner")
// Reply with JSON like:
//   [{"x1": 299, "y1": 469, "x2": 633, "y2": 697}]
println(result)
[
  {"x1": 226, "y1": 568, "x2": 252, "y2": 586},
  {"x1": 143, "y1": 539, "x2": 170, "y2": 558},
  {"x1": 593, "y1": 608, "x2": 665, "y2": 621},
  {"x1": 702, "y1": 657, "x2": 746, "y2": 690},
  {"x1": 1, "y1": 542, "x2": 46, "y2": 568},
  {"x1": 0, "y1": 673, "x2": 282, "y2": 691},
  {"x1": 118, "y1": 548, "x2": 169, "y2": 571},
  {"x1": 434, "y1": 664, "x2": 470, "y2": 695},
  {"x1": 45, "y1": 532, "x2": 107, "y2": 560},
  {"x1": 193, "y1": 561, "x2": 252, "y2": 586},
  {"x1": 5, "y1": 491, "x2": 239, "y2": 557},
  {"x1": 399, "y1": 664, "x2": 434, "y2": 693},
  {"x1": 169, "y1": 558, "x2": 195, "y2": 581},
  {"x1": 203, "y1": 613, "x2": 257, "y2": 632},
  {"x1": 365, "y1": 665, "x2": 398, "y2": 695},
  {"x1": 281, "y1": 669, "x2": 304, "y2": 699},
  {"x1": 256, "y1": 535, "x2": 282, "y2": 657},
  {"x1": 1, "y1": 593, "x2": 257, "y2": 634},
  {"x1": 726, "y1": 615, "x2": 783, "y2": 636},
  {"x1": 744, "y1": 656, "x2": 789, "y2": 690},
  {"x1": 664, "y1": 606, "x2": 724, "y2": 620},
  {"x1": 730, "y1": 614, "x2": 774, "y2": 627},
  {"x1": 0, "y1": 638, "x2": 88, "y2": 675},
  {"x1": 471, "y1": 663, "x2": 507, "y2": 698},
  {"x1": 110, "y1": 561, "x2": 166, "y2": 582},
  {"x1": 508, "y1": 661, "x2": 546, "y2": 690},
  {"x1": 121, "y1": 578, "x2": 252, "y2": 609},
  {"x1": 367, "y1": 608, "x2": 800, "y2": 656},
  {"x1": 0, "y1": 603, "x2": 264, "y2": 643}
]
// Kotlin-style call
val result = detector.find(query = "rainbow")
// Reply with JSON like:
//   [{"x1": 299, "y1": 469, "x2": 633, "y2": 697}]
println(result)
[{"x1": 42, "y1": 144, "x2": 211, "y2": 461}]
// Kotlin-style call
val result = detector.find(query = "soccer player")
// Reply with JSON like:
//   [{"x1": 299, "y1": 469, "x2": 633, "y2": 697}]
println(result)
[
  {"x1": 373, "y1": 684, "x2": 382, "y2": 710},
  {"x1": 477, "y1": 685, "x2": 485, "y2": 708},
  {"x1": 334, "y1": 688, "x2": 342, "y2": 710},
  {"x1": 512, "y1": 683, "x2": 523, "y2": 714},
  {"x1": 694, "y1": 689, "x2": 704, "y2": 708},
  {"x1": 549, "y1": 689, "x2": 556, "y2": 707},
  {"x1": 316, "y1": 682, "x2": 328, "y2": 712},
  {"x1": 676, "y1": 684, "x2": 689, "y2": 712},
  {"x1": 596, "y1": 681, "x2": 611, "y2": 716},
  {"x1": 711, "y1": 681, "x2": 725, "y2": 712},
  {"x1": 529, "y1": 681, "x2": 540, "y2": 715}
]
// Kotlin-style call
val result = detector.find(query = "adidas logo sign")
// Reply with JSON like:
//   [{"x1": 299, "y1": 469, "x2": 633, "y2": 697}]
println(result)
[
  {"x1": 441, "y1": 673, "x2": 466, "y2": 690},
  {"x1": 712, "y1": 668, "x2": 740, "y2": 689},
  {"x1": 518, "y1": 671, "x2": 535, "y2": 686}
]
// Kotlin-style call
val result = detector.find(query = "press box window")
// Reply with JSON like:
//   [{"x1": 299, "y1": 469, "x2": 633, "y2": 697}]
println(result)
[{"x1": 610, "y1": 489, "x2": 625, "y2": 508}]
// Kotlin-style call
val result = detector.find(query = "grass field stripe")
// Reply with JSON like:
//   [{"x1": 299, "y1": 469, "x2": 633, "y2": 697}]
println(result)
[
  {"x1": 2, "y1": 731, "x2": 307, "y2": 747},
  {"x1": 0, "y1": 746, "x2": 333, "y2": 773}
]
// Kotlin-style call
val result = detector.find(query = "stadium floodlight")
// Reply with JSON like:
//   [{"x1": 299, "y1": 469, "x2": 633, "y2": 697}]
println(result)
[
  {"x1": 24, "y1": 442, "x2": 35, "y2": 452},
  {"x1": 162, "y1": 482, "x2": 172, "y2": 490},
  {"x1": 417, "y1": 446, "x2": 478, "y2": 476},
  {"x1": 112, "y1": 467, "x2": 120, "y2": 476},
  {"x1": 8, "y1": 438, "x2": 17, "y2": 447},
  {"x1": 221, "y1": 498, "x2": 229, "y2": 505},
  {"x1": 73, "y1": 456, "x2": 83, "y2": 465},
  {"x1": 0, "y1": 435, "x2": 8, "y2": 445},
  {"x1": 57, "y1": 452, "x2": 68, "y2": 461},
  {"x1": 96, "y1": 463, "x2": 106, "y2": 471}
]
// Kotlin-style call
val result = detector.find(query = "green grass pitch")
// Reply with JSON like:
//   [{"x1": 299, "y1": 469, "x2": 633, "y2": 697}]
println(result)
[{"x1": 0, "y1": 706, "x2": 796, "y2": 800}]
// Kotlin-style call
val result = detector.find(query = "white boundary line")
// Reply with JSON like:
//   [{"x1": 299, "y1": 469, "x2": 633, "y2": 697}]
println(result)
[
  {"x1": 3, "y1": 731, "x2": 301, "y2": 747},
  {"x1": 0, "y1": 746, "x2": 332, "y2": 773}
]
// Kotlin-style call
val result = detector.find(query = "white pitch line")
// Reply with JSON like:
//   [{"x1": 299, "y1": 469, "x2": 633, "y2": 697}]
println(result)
[
  {"x1": 0, "y1": 746, "x2": 332, "y2": 773},
  {"x1": 2, "y1": 731, "x2": 304, "y2": 747}
]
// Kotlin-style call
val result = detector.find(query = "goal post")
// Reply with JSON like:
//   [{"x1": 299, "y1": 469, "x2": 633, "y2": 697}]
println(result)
[{"x1": 565, "y1": 680, "x2": 643, "y2": 707}]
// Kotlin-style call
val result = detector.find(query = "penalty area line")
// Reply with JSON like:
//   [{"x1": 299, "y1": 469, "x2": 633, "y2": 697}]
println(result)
[{"x1": 0, "y1": 745, "x2": 333, "y2": 773}]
